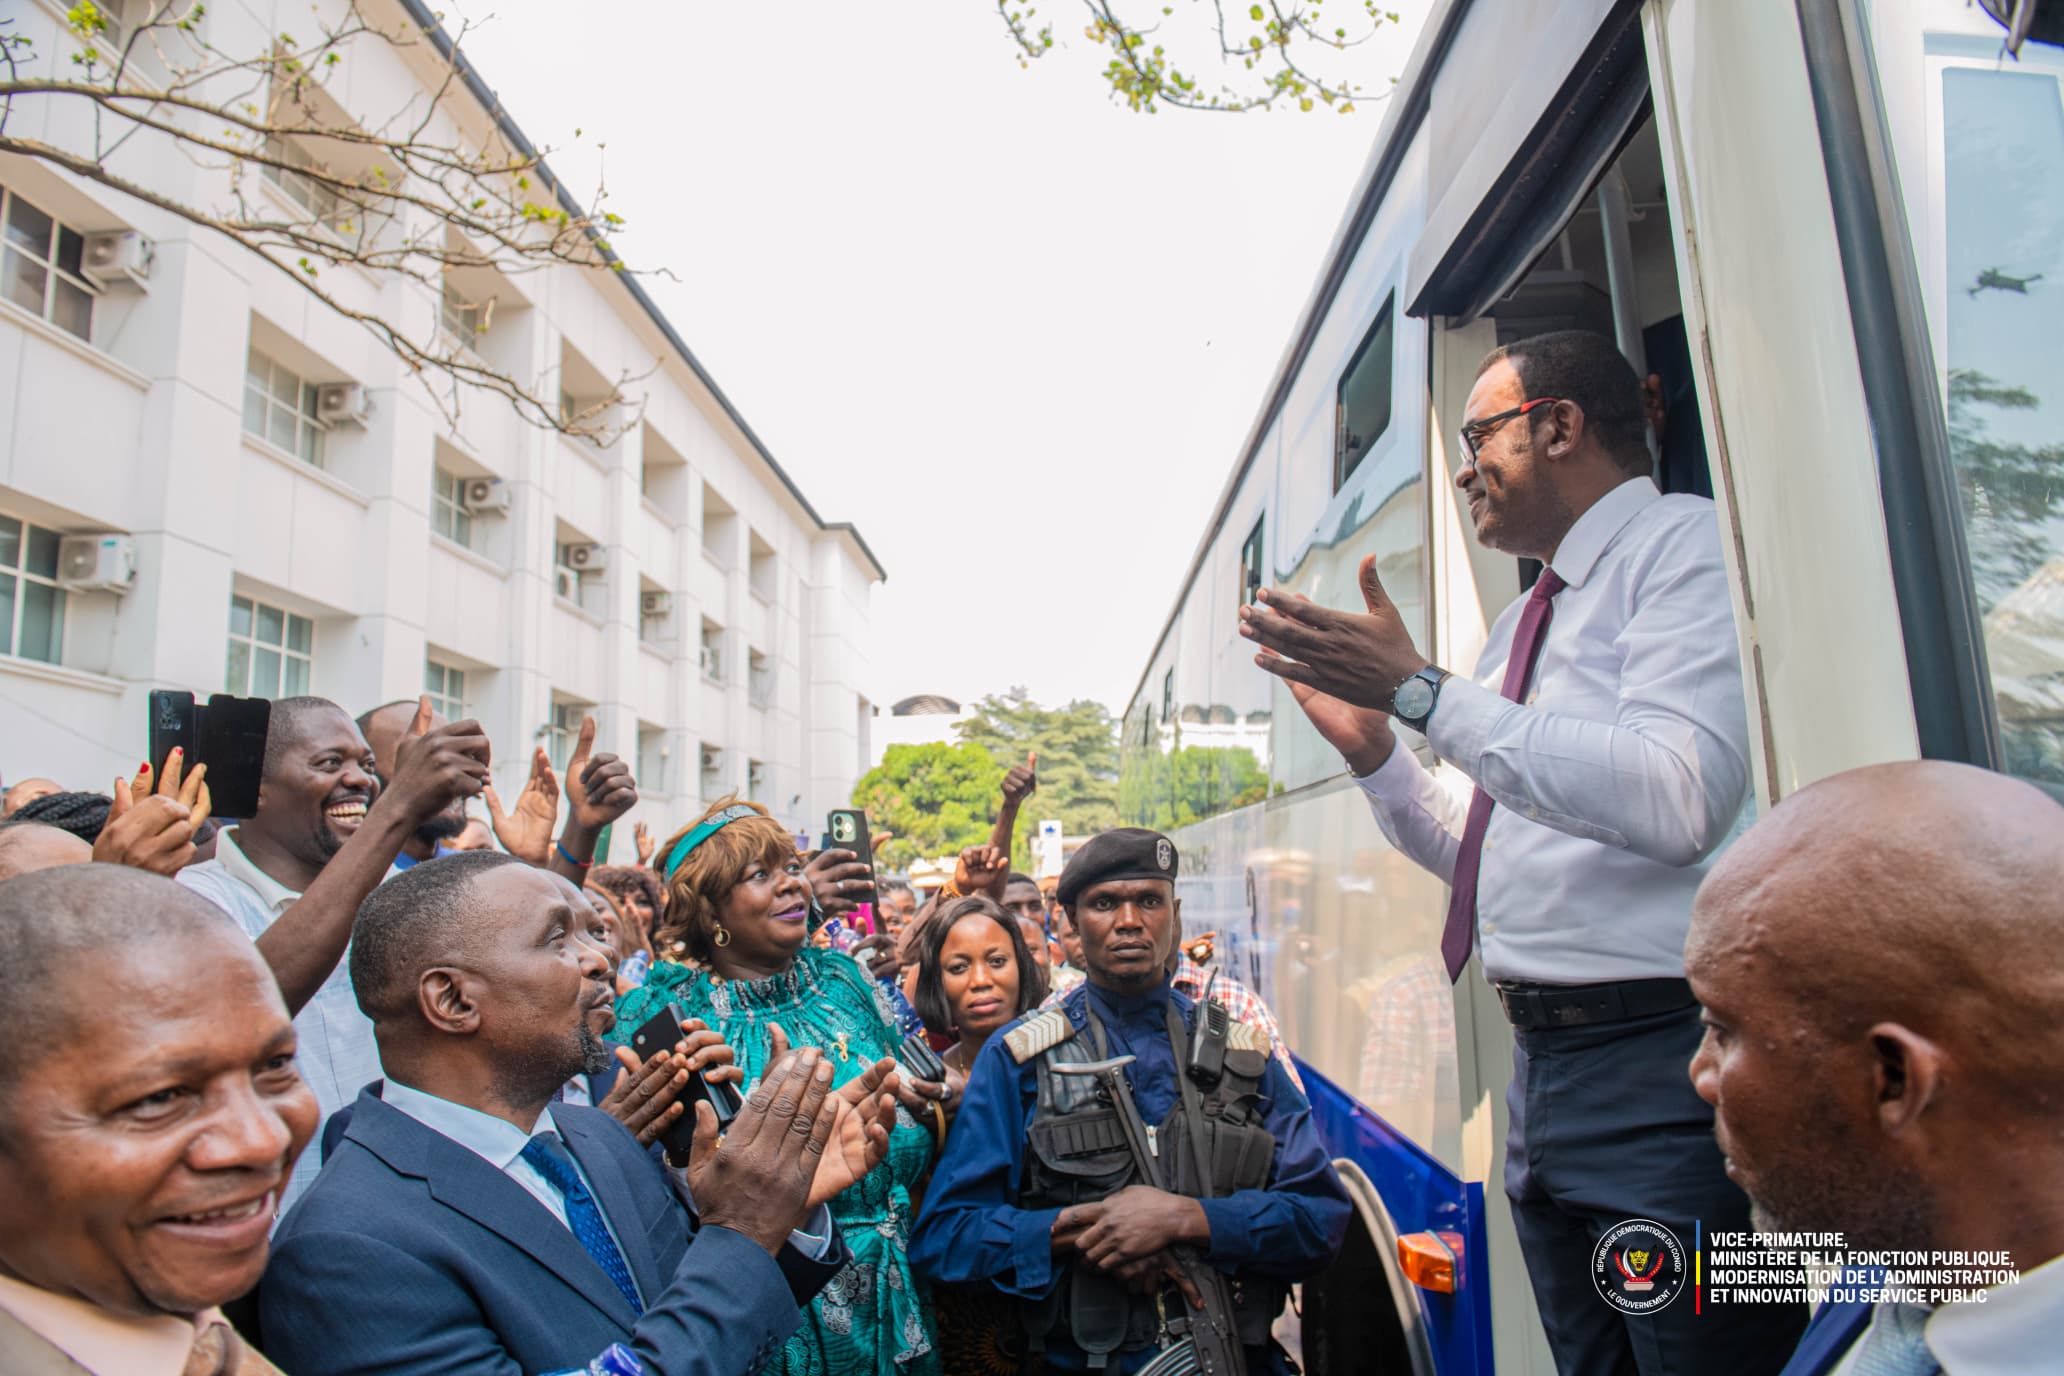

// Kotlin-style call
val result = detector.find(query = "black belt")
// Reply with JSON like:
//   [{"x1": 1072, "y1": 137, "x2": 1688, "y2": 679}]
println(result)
[{"x1": 1495, "y1": 978, "x2": 1696, "y2": 1030}]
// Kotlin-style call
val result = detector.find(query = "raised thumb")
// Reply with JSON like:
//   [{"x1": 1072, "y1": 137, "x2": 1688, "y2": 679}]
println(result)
[{"x1": 1358, "y1": 553, "x2": 1389, "y2": 615}]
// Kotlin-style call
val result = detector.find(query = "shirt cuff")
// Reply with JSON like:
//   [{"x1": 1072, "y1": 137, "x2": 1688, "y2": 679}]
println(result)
[
  {"x1": 1423, "y1": 675, "x2": 1514, "y2": 778},
  {"x1": 1353, "y1": 731, "x2": 1427, "y2": 801},
  {"x1": 789, "y1": 1203, "x2": 836, "y2": 1260},
  {"x1": 1006, "y1": 1207, "x2": 1063, "y2": 1296},
  {"x1": 1197, "y1": 1198, "x2": 1253, "y2": 1267}
]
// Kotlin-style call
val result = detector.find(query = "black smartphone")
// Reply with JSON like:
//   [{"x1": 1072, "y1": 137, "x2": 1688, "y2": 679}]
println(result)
[
  {"x1": 629, "y1": 1004, "x2": 741, "y2": 1158},
  {"x1": 826, "y1": 808, "x2": 876, "y2": 905},
  {"x1": 898, "y1": 1029, "x2": 947, "y2": 1085},
  {"x1": 148, "y1": 690, "x2": 271, "y2": 819}
]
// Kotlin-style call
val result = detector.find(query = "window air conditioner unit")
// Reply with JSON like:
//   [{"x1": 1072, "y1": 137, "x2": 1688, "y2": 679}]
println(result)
[
  {"x1": 460, "y1": 477, "x2": 511, "y2": 514},
  {"x1": 640, "y1": 590, "x2": 672, "y2": 617},
  {"x1": 81, "y1": 230, "x2": 153, "y2": 288},
  {"x1": 566, "y1": 542, "x2": 608, "y2": 572},
  {"x1": 701, "y1": 747, "x2": 722, "y2": 771},
  {"x1": 56, "y1": 534, "x2": 136, "y2": 594},
  {"x1": 316, "y1": 383, "x2": 371, "y2": 427}
]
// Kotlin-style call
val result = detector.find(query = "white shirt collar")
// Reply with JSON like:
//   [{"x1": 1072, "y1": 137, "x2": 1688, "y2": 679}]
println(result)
[
  {"x1": 1927, "y1": 1249, "x2": 2064, "y2": 1373},
  {"x1": 381, "y1": 1078, "x2": 559, "y2": 1172},
  {"x1": 212, "y1": 827, "x2": 301, "y2": 913},
  {"x1": 1548, "y1": 476, "x2": 1660, "y2": 589}
]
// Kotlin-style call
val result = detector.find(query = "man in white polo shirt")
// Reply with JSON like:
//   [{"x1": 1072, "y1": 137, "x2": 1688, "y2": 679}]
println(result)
[{"x1": 1242, "y1": 331, "x2": 1804, "y2": 1374}]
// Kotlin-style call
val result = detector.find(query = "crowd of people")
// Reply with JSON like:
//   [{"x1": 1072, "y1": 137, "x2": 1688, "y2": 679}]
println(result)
[{"x1": 0, "y1": 329, "x2": 2056, "y2": 1376}]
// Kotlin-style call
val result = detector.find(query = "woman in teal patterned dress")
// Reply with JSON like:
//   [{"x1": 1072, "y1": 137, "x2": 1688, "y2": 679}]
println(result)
[{"x1": 611, "y1": 799, "x2": 946, "y2": 1376}]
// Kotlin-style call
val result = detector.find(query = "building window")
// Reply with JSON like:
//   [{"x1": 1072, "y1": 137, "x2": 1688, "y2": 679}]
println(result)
[
  {"x1": 261, "y1": 137, "x2": 345, "y2": 224},
  {"x1": 547, "y1": 700, "x2": 584, "y2": 772},
  {"x1": 699, "y1": 619, "x2": 725, "y2": 682},
  {"x1": 431, "y1": 468, "x2": 472, "y2": 547},
  {"x1": 747, "y1": 758, "x2": 766, "y2": 803},
  {"x1": 227, "y1": 594, "x2": 312, "y2": 699},
  {"x1": 699, "y1": 742, "x2": 722, "y2": 800},
  {"x1": 748, "y1": 648, "x2": 773, "y2": 706},
  {"x1": 1, "y1": 185, "x2": 95, "y2": 341},
  {"x1": 555, "y1": 544, "x2": 590, "y2": 603},
  {"x1": 1239, "y1": 516, "x2": 1264, "y2": 605},
  {"x1": 1162, "y1": 668, "x2": 1175, "y2": 721},
  {"x1": 1335, "y1": 294, "x2": 1395, "y2": 491},
  {"x1": 440, "y1": 279, "x2": 482, "y2": 341},
  {"x1": 638, "y1": 724, "x2": 669, "y2": 796},
  {"x1": 424, "y1": 659, "x2": 467, "y2": 721},
  {"x1": 243, "y1": 350, "x2": 329, "y2": 467},
  {"x1": 0, "y1": 514, "x2": 67, "y2": 665}
]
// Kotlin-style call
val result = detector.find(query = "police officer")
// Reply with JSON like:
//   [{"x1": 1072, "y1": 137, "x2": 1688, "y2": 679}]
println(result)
[{"x1": 909, "y1": 828, "x2": 1349, "y2": 1374}]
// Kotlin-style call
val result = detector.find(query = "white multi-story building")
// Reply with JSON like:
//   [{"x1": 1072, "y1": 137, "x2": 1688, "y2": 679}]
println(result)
[{"x1": 0, "y1": 0, "x2": 882, "y2": 846}]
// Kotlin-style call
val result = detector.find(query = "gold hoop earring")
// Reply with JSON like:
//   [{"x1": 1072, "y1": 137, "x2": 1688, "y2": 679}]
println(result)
[{"x1": 713, "y1": 924, "x2": 731, "y2": 948}]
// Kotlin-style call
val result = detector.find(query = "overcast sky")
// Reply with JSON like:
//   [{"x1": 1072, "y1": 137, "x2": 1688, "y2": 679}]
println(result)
[{"x1": 444, "y1": 1, "x2": 1423, "y2": 716}]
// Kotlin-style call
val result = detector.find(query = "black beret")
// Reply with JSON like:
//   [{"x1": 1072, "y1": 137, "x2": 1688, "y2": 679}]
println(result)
[{"x1": 1056, "y1": 827, "x2": 1178, "y2": 909}]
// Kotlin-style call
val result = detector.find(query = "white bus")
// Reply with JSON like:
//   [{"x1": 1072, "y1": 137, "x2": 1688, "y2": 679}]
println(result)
[{"x1": 1117, "y1": 1, "x2": 2061, "y2": 1370}]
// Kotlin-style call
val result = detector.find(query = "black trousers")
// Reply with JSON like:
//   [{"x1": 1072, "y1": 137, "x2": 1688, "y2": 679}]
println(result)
[{"x1": 1505, "y1": 1004, "x2": 1807, "y2": 1376}]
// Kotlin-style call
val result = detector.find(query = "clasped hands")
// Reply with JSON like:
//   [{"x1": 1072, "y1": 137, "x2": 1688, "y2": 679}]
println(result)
[
  {"x1": 599, "y1": 1019, "x2": 900, "y2": 1256},
  {"x1": 1051, "y1": 1185, "x2": 1211, "y2": 1308}
]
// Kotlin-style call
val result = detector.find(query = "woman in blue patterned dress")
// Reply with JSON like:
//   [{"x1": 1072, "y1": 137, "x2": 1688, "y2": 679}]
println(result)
[{"x1": 610, "y1": 799, "x2": 946, "y2": 1376}]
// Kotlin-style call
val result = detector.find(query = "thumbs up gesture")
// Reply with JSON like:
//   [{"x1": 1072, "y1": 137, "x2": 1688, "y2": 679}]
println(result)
[
  {"x1": 1237, "y1": 553, "x2": 1429, "y2": 713},
  {"x1": 1000, "y1": 750, "x2": 1038, "y2": 805},
  {"x1": 384, "y1": 695, "x2": 492, "y2": 829}
]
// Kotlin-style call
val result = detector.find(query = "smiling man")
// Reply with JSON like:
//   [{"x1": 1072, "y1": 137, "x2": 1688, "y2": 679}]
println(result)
[
  {"x1": 0, "y1": 864, "x2": 316, "y2": 1375},
  {"x1": 910, "y1": 828, "x2": 1349, "y2": 1374},
  {"x1": 178, "y1": 695, "x2": 491, "y2": 1211},
  {"x1": 263, "y1": 851, "x2": 898, "y2": 1376}
]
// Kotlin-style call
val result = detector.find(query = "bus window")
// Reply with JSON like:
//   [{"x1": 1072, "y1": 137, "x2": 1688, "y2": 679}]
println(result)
[
  {"x1": 1239, "y1": 515, "x2": 1264, "y2": 604},
  {"x1": 1334, "y1": 294, "x2": 1395, "y2": 491},
  {"x1": 1863, "y1": 10, "x2": 2064, "y2": 795}
]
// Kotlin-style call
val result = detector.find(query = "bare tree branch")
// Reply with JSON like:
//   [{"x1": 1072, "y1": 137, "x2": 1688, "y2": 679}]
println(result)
[{"x1": 1, "y1": 0, "x2": 658, "y2": 441}]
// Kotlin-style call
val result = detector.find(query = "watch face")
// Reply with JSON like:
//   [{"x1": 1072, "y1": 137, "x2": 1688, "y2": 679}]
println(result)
[{"x1": 1394, "y1": 675, "x2": 1433, "y2": 722}]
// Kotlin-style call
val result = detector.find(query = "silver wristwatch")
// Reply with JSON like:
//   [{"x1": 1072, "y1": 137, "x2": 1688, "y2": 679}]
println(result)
[{"x1": 1391, "y1": 666, "x2": 1450, "y2": 732}]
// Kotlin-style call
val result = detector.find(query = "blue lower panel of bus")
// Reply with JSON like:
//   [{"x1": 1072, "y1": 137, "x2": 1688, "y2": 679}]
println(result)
[{"x1": 1299, "y1": 1060, "x2": 1493, "y2": 1375}]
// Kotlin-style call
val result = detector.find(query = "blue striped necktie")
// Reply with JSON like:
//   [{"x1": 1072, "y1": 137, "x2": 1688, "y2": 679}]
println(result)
[{"x1": 520, "y1": 1131, "x2": 643, "y2": 1316}]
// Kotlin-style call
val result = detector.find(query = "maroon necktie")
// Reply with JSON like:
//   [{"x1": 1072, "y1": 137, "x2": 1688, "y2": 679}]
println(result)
[{"x1": 1440, "y1": 568, "x2": 1566, "y2": 981}]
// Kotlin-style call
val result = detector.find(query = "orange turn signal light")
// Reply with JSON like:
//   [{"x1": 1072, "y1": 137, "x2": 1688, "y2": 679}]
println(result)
[{"x1": 1397, "y1": 1230, "x2": 1463, "y2": 1294}]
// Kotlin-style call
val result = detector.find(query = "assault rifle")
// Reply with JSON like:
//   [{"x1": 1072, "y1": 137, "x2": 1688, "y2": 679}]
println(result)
[{"x1": 1052, "y1": 1054, "x2": 1246, "y2": 1376}]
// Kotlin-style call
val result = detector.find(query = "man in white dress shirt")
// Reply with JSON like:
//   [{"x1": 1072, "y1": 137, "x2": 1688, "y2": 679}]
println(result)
[
  {"x1": 1242, "y1": 331, "x2": 1803, "y2": 1372},
  {"x1": 1687, "y1": 760, "x2": 2064, "y2": 1376}
]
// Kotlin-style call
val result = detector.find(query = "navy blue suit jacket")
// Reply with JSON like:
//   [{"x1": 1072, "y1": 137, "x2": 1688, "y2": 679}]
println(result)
[
  {"x1": 1776, "y1": 1298, "x2": 1872, "y2": 1376},
  {"x1": 263, "y1": 1089, "x2": 843, "y2": 1376}
]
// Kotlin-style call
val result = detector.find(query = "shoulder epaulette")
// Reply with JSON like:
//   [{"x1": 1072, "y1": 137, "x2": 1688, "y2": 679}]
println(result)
[
  {"x1": 1225, "y1": 1019, "x2": 1271, "y2": 1055},
  {"x1": 1003, "y1": 1008, "x2": 1076, "y2": 1063}
]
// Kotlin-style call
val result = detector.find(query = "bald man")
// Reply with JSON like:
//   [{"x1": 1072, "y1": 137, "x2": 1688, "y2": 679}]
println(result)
[
  {"x1": 0, "y1": 820, "x2": 90, "y2": 881},
  {"x1": 0, "y1": 864, "x2": 316, "y2": 1374},
  {"x1": 1685, "y1": 760, "x2": 2064, "y2": 1376},
  {"x1": 1, "y1": 777, "x2": 60, "y2": 817}
]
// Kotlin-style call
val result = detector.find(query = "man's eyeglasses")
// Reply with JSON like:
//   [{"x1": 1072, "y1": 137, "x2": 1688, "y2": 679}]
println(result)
[{"x1": 1460, "y1": 397, "x2": 1563, "y2": 463}]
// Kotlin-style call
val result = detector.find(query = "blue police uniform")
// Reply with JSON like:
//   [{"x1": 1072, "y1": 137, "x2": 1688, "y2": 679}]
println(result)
[{"x1": 909, "y1": 978, "x2": 1350, "y2": 1374}]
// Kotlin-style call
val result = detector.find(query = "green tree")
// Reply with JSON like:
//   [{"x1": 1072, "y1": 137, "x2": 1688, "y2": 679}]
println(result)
[
  {"x1": 994, "y1": 0, "x2": 1403, "y2": 113},
  {"x1": 851, "y1": 741, "x2": 1004, "y2": 871},
  {"x1": 1118, "y1": 744, "x2": 1268, "y2": 830},
  {"x1": 956, "y1": 689, "x2": 1120, "y2": 861}
]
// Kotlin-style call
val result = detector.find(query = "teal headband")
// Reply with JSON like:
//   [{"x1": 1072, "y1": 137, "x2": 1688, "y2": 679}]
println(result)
[{"x1": 662, "y1": 805, "x2": 760, "y2": 879}]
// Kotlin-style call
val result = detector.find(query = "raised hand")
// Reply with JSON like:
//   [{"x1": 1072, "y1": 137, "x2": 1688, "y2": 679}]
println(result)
[
  {"x1": 689, "y1": 1046, "x2": 840, "y2": 1256},
  {"x1": 1238, "y1": 553, "x2": 1429, "y2": 712},
  {"x1": 1266, "y1": 651, "x2": 1399, "y2": 777},
  {"x1": 95, "y1": 750, "x2": 211, "y2": 875},
  {"x1": 485, "y1": 747, "x2": 560, "y2": 866},
  {"x1": 954, "y1": 843, "x2": 1009, "y2": 898},
  {"x1": 384, "y1": 696, "x2": 492, "y2": 828},
  {"x1": 564, "y1": 716, "x2": 637, "y2": 831},
  {"x1": 1000, "y1": 751, "x2": 1038, "y2": 805},
  {"x1": 634, "y1": 820, "x2": 656, "y2": 865},
  {"x1": 805, "y1": 846, "x2": 871, "y2": 915}
]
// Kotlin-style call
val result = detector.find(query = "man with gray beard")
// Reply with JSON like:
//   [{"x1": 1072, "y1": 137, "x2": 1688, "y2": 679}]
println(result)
[{"x1": 1684, "y1": 760, "x2": 2064, "y2": 1376}]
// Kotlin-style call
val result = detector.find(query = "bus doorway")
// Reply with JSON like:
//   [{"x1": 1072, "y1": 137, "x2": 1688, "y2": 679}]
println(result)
[{"x1": 1487, "y1": 114, "x2": 1713, "y2": 503}]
